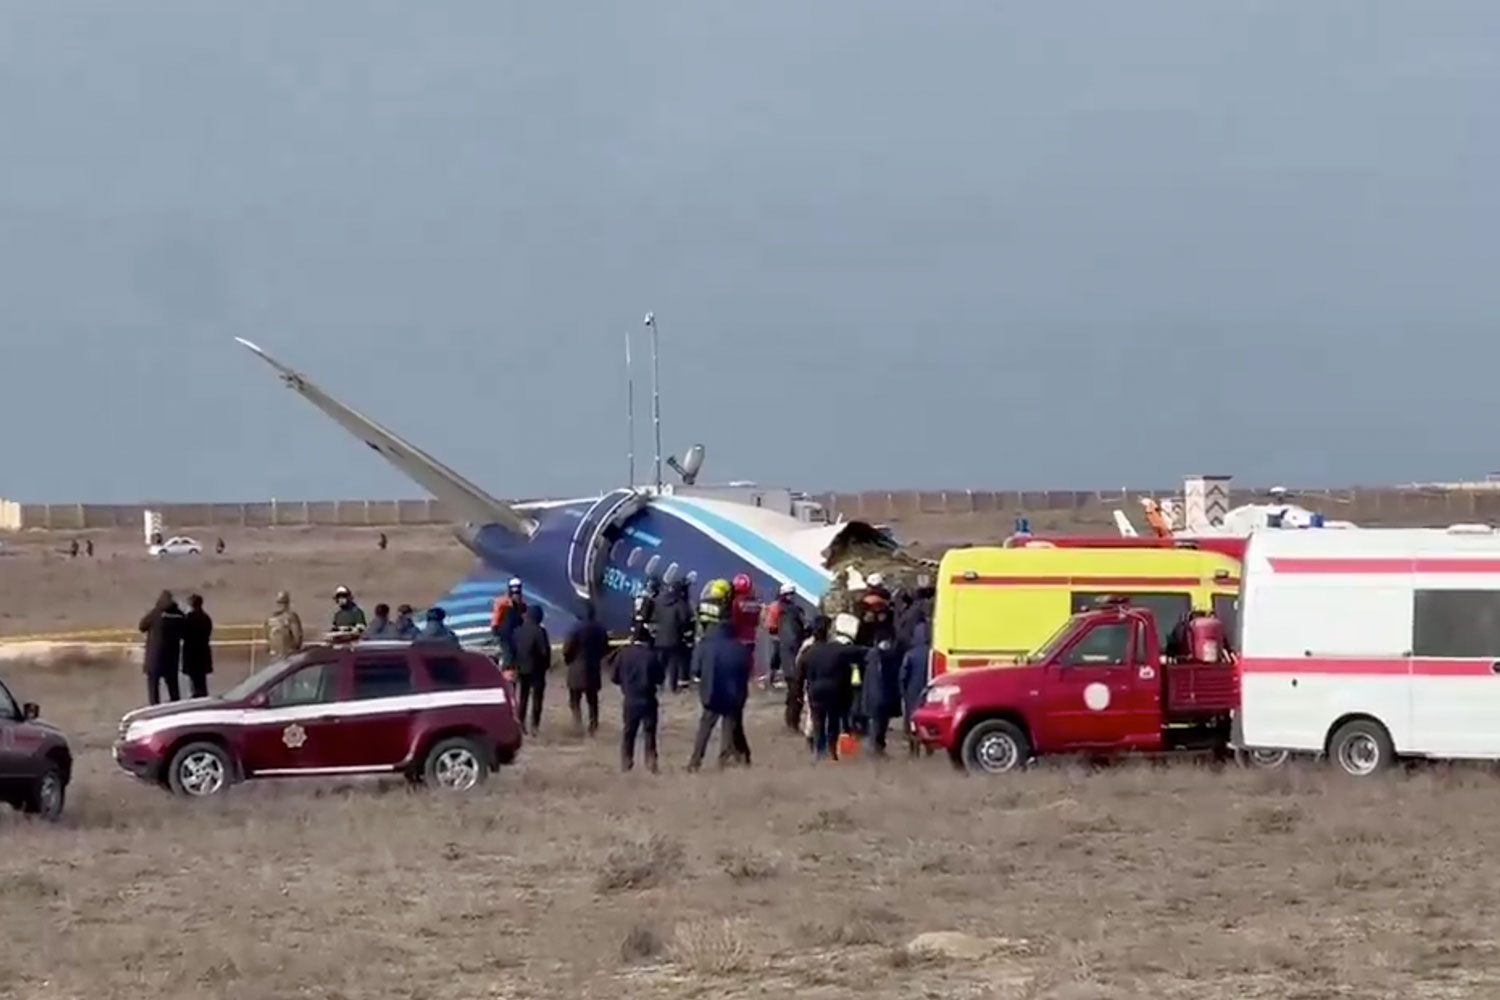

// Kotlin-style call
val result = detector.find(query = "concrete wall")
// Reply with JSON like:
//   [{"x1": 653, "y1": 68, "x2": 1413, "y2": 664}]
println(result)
[{"x1": 7, "y1": 487, "x2": 1500, "y2": 531}]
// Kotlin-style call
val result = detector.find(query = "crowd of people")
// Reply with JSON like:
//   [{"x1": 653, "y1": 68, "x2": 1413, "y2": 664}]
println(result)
[{"x1": 137, "y1": 572, "x2": 939, "y2": 774}]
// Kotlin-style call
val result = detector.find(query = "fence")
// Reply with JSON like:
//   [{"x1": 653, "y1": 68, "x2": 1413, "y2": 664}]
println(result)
[{"x1": 7, "y1": 487, "x2": 1500, "y2": 531}]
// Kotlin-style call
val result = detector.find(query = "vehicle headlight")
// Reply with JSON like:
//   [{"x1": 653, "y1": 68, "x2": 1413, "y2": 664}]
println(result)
[{"x1": 923, "y1": 684, "x2": 960, "y2": 709}]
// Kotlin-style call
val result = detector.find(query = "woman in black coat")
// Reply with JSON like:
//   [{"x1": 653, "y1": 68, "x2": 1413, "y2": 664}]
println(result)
[{"x1": 182, "y1": 593, "x2": 214, "y2": 698}]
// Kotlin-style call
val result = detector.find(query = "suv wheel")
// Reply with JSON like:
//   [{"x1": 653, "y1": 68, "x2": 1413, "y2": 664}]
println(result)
[
  {"x1": 167, "y1": 741, "x2": 233, "y2": 797},
  {"x1": 960, "y1": 720, "x2": 1031, "y2": 775},
  {"x1": 21, "y1": 761, "x2": 66, "y2": 821},
  {"x1": 423, "y1": 737, "x2": 490, "y2": 792}
]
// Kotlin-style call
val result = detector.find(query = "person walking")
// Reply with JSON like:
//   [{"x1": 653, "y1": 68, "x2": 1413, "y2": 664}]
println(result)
[
  {"x1": 685, "y1": 617, "x2": 753, "y2": 770},
  {"x1": 769, "y1": 584, "x2": 808, "y2": 728},
  {"x1": 181, "y1": 594, "x2": 214, "y2": 698},
  {"x1": 563, "y1": 600, "x2": 610, "y2": 735},
  {"x1": 799, "y1": 616, "x2": 860, "y2": 760},
  {"x1": 862, "y1": 636, "x2": 905, "y2": 756},
  {"x1": 899, "y1": 618, "x2": 932, "y2": 757},
  {"x1": 511, "y1": 604, "x2": 551, "y2": 735},
  {"x1": 612, "y1": 623, "x2": 665, "y2": 771},
  {"x1": 138, "y1": 590, "x2": 185, "y2": 705}
]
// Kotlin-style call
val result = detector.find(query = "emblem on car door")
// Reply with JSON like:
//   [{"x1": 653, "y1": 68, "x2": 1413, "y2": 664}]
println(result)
[{"x1": 282, "y1": 723, "x2": 307, "y2": 749}]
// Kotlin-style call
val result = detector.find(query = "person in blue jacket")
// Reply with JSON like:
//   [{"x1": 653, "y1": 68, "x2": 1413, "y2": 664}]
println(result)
[
  {"x1": 862, "y1": 636, "x2": 905, "y2": 756},
  {"x1": 685, "y1": 619, "x2": 753, "y2": 770},
  {"x1": 899, "y1": 618, "x2": 932, "y2": 756},
  {"x1": 415, "y1": 606, "x2": 461, "y2": 645}
]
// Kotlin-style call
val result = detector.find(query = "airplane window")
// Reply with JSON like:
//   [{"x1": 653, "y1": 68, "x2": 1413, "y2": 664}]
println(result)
[
  {"x1": 645, "y1": 554, "x2": 661, "y2": 577},
  {"x1": 609, "y1": 539, "x2": 625, "y2": 561},
  {"x1": 663, "y1": 562, "x2": 680, "y2": 583},
  {"x1": 627, "y1": 547, "x2": 643, "y2": 569},
  {"x1": 685, "y1": 570, "x2": 698, "y2": 586}
]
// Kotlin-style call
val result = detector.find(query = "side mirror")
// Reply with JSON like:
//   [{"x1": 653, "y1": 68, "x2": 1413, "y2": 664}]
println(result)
[
  {"x1": 249, "y1": 693, "x2": 269, "y2": 709},
  {"x1": 23, "y1": 702, "x2": 40, "y2": 720}
]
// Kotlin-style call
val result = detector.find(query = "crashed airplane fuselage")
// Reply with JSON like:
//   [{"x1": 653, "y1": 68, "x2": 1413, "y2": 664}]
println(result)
[{"x1": 236, "y1": 339, "x2": 890, "y2": 643}]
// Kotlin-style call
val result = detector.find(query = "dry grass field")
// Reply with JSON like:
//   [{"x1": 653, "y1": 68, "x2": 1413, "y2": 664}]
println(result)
[{"x1": 5, "y1": 521, "x2": 1500, "y2": 998}]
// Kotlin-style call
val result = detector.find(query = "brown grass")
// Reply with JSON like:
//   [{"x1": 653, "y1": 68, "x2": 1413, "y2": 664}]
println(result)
[{"x1": 3, "y1": 522, "x2": 1500, "y2": 998}]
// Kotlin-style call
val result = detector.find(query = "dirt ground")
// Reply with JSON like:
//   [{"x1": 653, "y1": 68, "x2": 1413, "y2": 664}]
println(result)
[{"x1": 5, "y1": 519, "x2": 1499, "y2": 998}]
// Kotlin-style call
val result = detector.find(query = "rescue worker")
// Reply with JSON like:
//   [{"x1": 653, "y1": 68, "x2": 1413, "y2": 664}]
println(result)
[
  {"x1": 84, "y1": 538, "x2": 94, "y2": 557},
  {"x1": 563, "y1": 600, "x2": 610, "y2": 735},
  {"x1": 695, "y1": 578, "x2": 732, "y2": 680},
  {"x1": 855, "y1": 572, "x2": 895, "y2": 647},
  {"x1": 214, "y1": 536, "x2": 225, "y2": 555},
  {"x1": 862, "y1": 635, "x2": 905, "y2": 756},
  {"x1": 728, "y1": 573, "x2": 761, "y2": 656},
  {"x1": 686, "y1": 615, "x2": 753, "y2": 770},
  {"x1": 511, "y1": 604, "x2": 551, "y2": 735},
  {"x1": 899, "y1": 618, "x2": 932, "y2": 756},
  {"x1": 612, "y1": 622, "x2": 665, "y2": 772},
  {"x1": 377, "y1": 532, "x2": 388, "y2": 551},
  {"x1": 651, "y1": 578, "x2": 694, "y2": 693},
  {"x1": 331, "y1": 586, "x2": 367, "y2": 631},
  {"x1": 633, "y1": 575, "x2": 661, "y2": 640},
  {"x1": 677, "y1": 579, "x2": 698, "y2": 685},
  {"x1": 69, "y1": 538, "x2": 79, "y2": 558},
  {"x1": 834, "y1": 612, "x2": 867, "y2": 736},
  {"x1": 364, "y1": 603, "x2": 398, "y2": 638},
  {"x1": 181, "y1": 594, "x2": 214, "y2": 699},
  {"x1": 266, "y1": 591, "x2": 304, "y2": 660},
  {"x1": 799, "y1": 616, "x2": 860, "y2": 760},
  {"x1": 415, "y1": 606, "x2": 461, "y2": 645},
  {"x1": 770, "y1": 584, "x2": 808, "y2": 729},
  {"x1": 138, "y1": 590, "x2": 185, "y2": 705},
  {"x1": 394, "y1": 603, "x2": 420, "y2": 639},
  {"x1": 490, "y1": 578, "x2": 528, "y2": 666}
]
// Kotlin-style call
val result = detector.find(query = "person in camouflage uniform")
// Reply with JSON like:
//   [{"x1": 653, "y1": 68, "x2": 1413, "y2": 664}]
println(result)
[{"x1": 266, "y1": 591, "x2": 305, "y2": 661}]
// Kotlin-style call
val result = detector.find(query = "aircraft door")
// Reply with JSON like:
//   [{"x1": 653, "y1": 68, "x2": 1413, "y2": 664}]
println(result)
[{"x1": 565, "y1": 489, "x2": 645, "y2": 599}]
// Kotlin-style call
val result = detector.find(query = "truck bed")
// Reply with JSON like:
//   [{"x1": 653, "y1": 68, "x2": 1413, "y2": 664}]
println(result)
[{"x1": 1163, "y1": 660, "x2": 1238, "y2": 717}]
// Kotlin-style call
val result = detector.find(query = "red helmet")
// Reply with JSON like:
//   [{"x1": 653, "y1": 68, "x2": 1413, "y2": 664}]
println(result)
[{"x1": 732, "y1": 573, "x2": 752, "y2": 593}]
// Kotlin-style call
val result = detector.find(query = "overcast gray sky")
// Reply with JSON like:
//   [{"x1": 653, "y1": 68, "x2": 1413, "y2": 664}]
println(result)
[{"x1": 1, "y1": 1, "x2": 1497, "y2": 502}]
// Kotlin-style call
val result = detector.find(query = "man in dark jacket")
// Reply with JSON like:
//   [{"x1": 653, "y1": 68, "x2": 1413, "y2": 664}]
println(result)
[
  {"x1": 415, "y1": 606, "x2": 461, "y2": 645},
  {"x1": 331, "y1": 585, "x2": 367, "y2": 631},
  {"x1": 899, "y1": 618, "x2": 932, "y2": 756},
  {"x1": 686, "y1": 620, "x2": 752, "y2": 770},
  {"x1": 862, "y1": 637, "x2": 905, "y2": 755},
  {"x1": 511, "y1": 604, "x2": 551, "y2": 735},
  {"x1": 651, "y1": 580, "x2": 694, "y2": 693},
  {"x1": 799, "y1": 617, "x2": 861, "y2": 759},
  {"x1": 771, "y1": 585, "x2": 808, "y2": 730},
  {"x1": 612, "y1": 622, "x2": 666, "y2": 771},
  {"x1": 181, "y1": 594, "x2": 214, "y2": 698},
  {"x1": 564, "y1": 600, "x2": 611, "y2": 735},
  {"x1": 633, "y1": 575, "x2": 661, "y2": 640},
  {"x1": 138, "y1": 590, "x2": 186, "y2": 705}
]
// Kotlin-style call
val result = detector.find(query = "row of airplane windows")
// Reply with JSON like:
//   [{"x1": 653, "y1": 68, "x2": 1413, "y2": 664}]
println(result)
[{"x1": 608, "y1": 538, "x2": 697, "y2": 587}]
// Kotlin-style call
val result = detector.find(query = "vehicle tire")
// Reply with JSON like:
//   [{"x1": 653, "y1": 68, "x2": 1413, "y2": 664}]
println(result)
[
  {"x1": 166, "y1": 741, "x2": 233, "y2": 798},
  {"x1": 19, "y1": 761, "x2": 66, "y2": 821},
  {"x1": 422, "y1": 736, "x2": 490, "y2": 792},
  {"x1": 959, "y1": 720, "x2": 1031, "y2": 776},
  {"x1": 1240, "y1": 747, "x2": 1291, "y2": 770},
  {"x1": 1327, "y1": 719, "x2": 1394, "y2": 777}
]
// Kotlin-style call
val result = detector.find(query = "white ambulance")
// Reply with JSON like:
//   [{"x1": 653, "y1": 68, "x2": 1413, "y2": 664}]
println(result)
[{"x1": 1235, "y1": 525, "x2": 1500, "y2": 776}]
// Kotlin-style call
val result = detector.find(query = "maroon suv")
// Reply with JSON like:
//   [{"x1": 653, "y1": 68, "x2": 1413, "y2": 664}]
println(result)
[
  {"x1": 1, "y1": 674, "x2": 73, "y2": 821},
  {"x1": 112, "y1": 641, "x2": 521, "y2": 798}
]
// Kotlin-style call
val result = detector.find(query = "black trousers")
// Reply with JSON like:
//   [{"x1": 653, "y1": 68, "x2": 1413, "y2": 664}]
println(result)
[
  {"x1": 783, "y1": 660, "x2": 804, "y2": 730},
  {"x1": 568, "y1": 688, "x2": 599, "y2": 733},
  {"x1": 147, "y1": 671, "x2": 180, "y2": 705},
  {"x1": 185, "y1": 673, "x2": 209, "y2": 699},
  {"x1": 809, "y1": 699, "x2": 842, "y2": 758},
  {"x1": 686, "y1": 707, "x2": 750, "y2": 769},
  {"x1": 517, "y1": 675, "x2": 545, "y2": 731},
  {"x1": 867, "y1": 712, "x2": 892, "y2": 755},
  {"x1": 621, "y1": 700, "x2": 659, "y2": 770},
  {"x1": 660, "y1": 647, "x2": 690, "y2": 691}
]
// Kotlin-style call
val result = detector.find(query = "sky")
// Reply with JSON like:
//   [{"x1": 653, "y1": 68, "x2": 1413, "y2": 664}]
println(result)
[{"x1": 1, "y1": 1, "x2": 1498, "y2": 502}]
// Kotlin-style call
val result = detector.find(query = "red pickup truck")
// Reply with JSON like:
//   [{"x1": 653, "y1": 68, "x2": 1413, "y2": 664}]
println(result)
[{"x1": 911, "y1": 602, "x2": 1238, "y2": 774}]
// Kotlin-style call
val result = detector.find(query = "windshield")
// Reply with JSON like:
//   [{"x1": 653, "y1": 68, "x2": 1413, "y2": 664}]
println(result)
[
  {"x1": 219, "y1": 651, "x2": 314, "y2": 702},
  {"x1": 1024, "y1": 614, "x2": 1086, "y2": 664},
  {"x1": 0, "y1": 677, "x2": 19, "y2": 719}
]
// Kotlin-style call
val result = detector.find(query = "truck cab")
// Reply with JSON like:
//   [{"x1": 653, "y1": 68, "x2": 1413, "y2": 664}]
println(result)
[{"x1": 911, "y1": 600, "x2": 1237, "y2": 774}]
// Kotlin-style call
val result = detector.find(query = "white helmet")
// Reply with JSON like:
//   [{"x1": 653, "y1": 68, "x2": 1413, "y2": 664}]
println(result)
[
  {"x1": 779, "y1": 583, "x2": 796, "y2": 597},
  {"x1": 333, "y1": 585, "x2": 351, "y2": 599},
  {"x1": 507, "y1": 577, "x2": 522, "y2": 589},
  {"x1": 866, "y1": 572, "x2": 885, "y2": 588}
]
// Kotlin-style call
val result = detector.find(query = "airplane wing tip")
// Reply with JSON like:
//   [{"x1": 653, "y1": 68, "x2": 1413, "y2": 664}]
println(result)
[{"x1": 233, "y1": 337, "x2": 262, "y2": 352}]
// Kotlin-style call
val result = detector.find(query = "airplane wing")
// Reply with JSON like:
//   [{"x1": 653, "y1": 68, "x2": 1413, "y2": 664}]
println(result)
[
  {"x1": 235, "y1": 338, "x2": 538, "y2": 538},
  {"x1": 1112, "y1": 510, "x2": 1139, "y2": 537}
]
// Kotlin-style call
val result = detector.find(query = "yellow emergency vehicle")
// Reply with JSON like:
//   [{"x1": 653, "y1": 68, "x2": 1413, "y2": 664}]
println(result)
[{"x1": 930, "y1": 545, "x2": 1239, "y2": 675}]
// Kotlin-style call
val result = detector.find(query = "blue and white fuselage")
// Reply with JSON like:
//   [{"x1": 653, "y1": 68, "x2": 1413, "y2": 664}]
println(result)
[{"x1": 236, "y1": 338, "x2": 881, "y2": 643}]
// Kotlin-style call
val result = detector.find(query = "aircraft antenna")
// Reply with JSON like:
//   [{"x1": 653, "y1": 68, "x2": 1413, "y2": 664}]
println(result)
[
  {"x1": 644, "y1": 311, "x2": 663, "y2": 491},
  {"x1": 625, "y1": 328, "x2": 636, "y2": 487}
]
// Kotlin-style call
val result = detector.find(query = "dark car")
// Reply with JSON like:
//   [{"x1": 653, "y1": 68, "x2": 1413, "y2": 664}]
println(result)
[
  {"x1": 112, "y1": 641, "x2": 522, "y2": 798},
  {"x1": 0, "y1": 675, "x2": 73, "y2": 821}
]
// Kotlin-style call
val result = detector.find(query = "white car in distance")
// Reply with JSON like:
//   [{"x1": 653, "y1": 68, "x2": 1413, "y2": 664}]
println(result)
[{"x1": 148, "y1": 536, "x2": 202, "y2": 558}]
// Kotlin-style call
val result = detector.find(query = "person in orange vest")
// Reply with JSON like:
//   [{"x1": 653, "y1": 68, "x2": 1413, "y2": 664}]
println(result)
[{"x1": 490, "y1": 577, "x2": 528, "y2": 665}]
